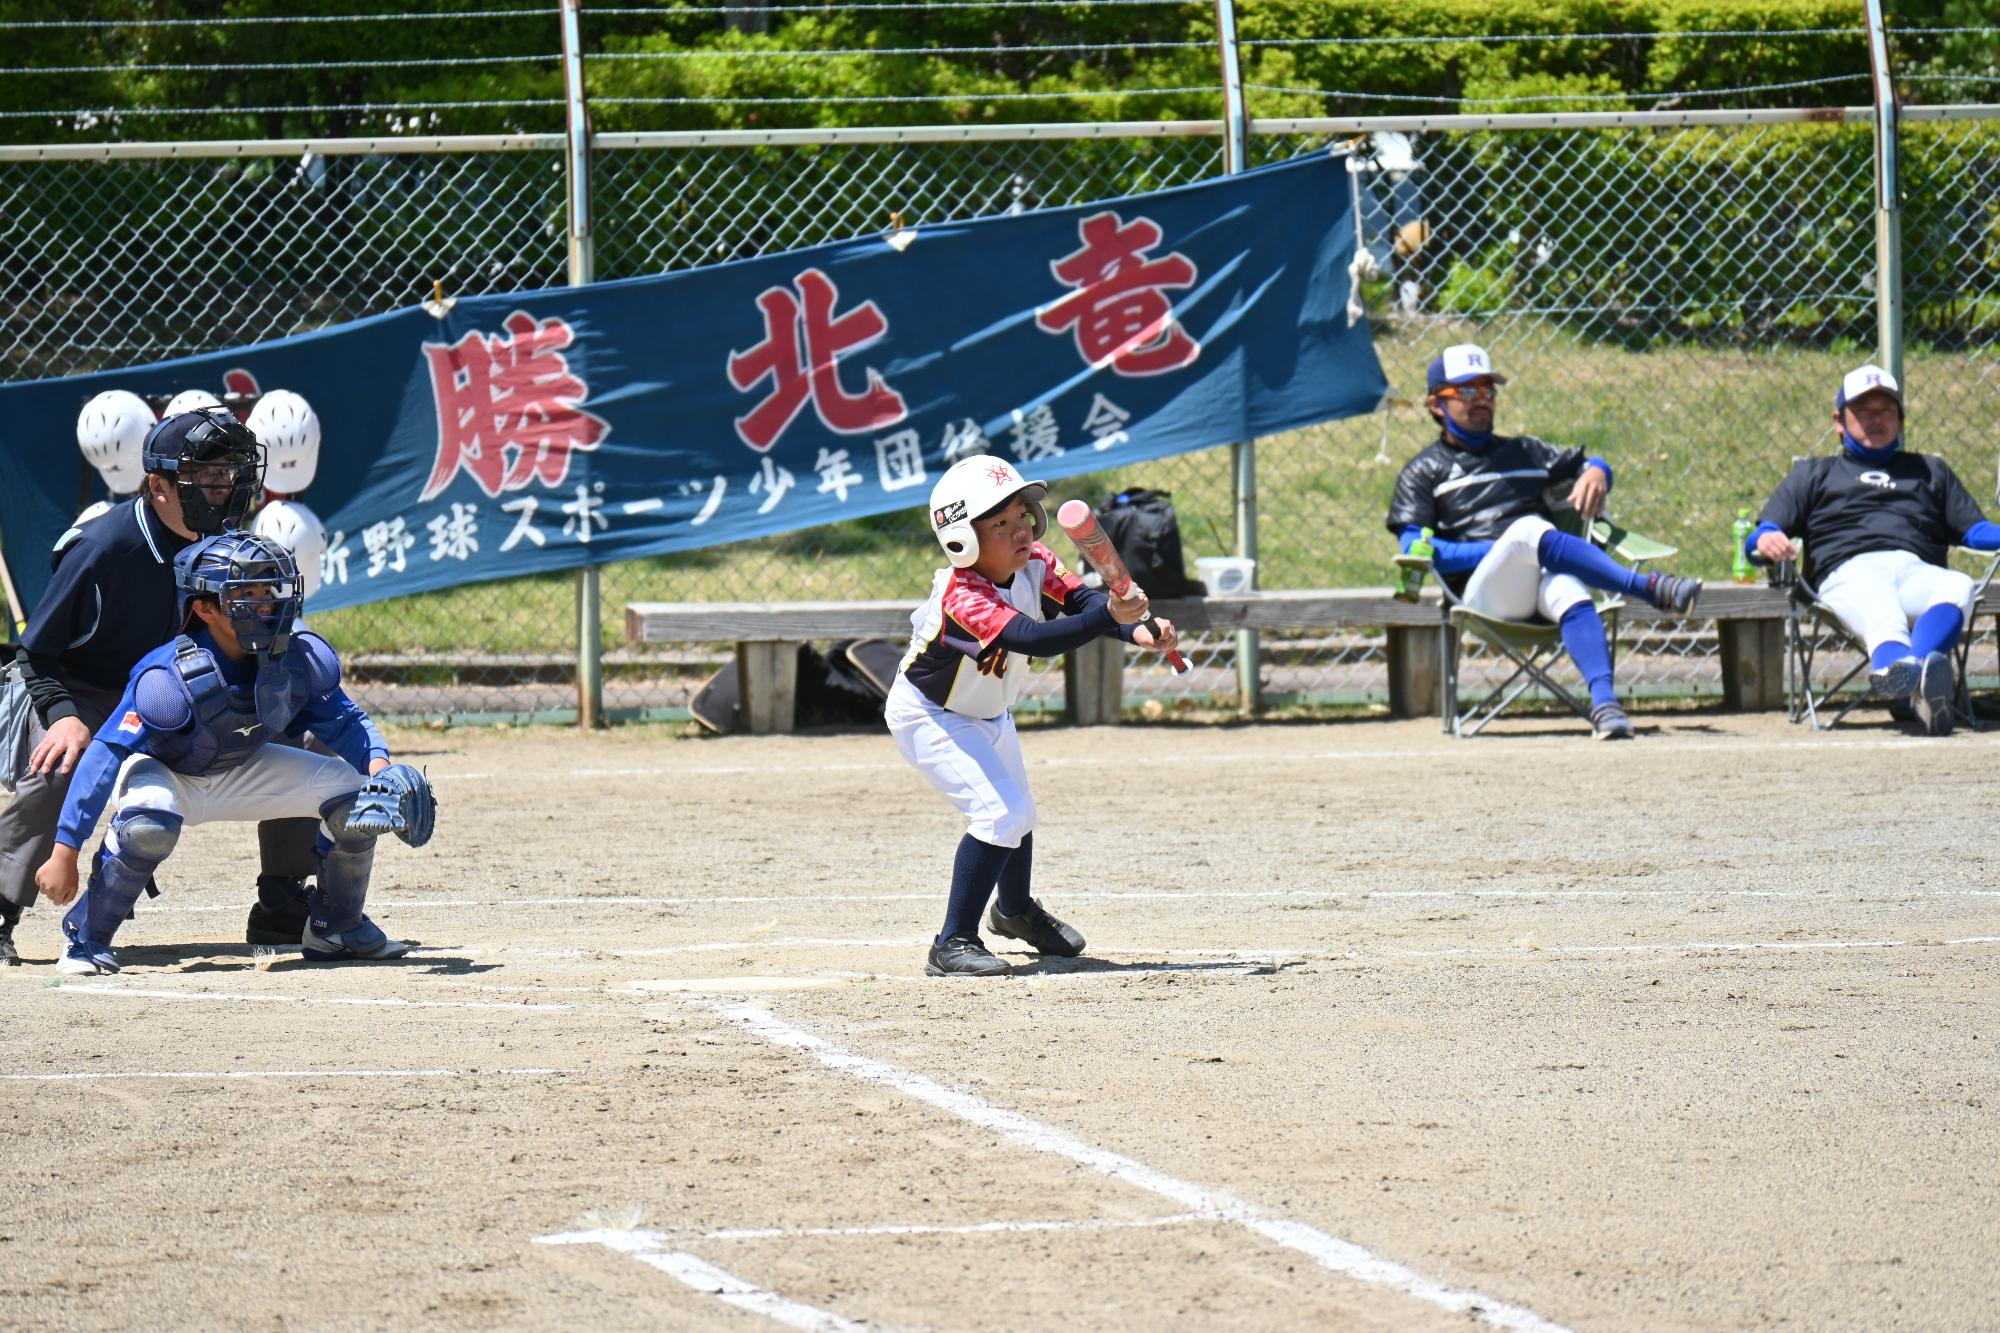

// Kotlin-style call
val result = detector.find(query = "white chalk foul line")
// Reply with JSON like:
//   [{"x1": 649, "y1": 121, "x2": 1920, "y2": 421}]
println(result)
[
  {"x1": 0, "y1": 1067, "x2": 566, "y2": 1082},
  {"x1": 41, "y1": 984, "x2": 573, "y2": 1012},
  {"x1": 705, "y1": 999, "x2": 1570, "y2": 1333},
  {"x1": 537, "y1": 1230, "x2": 868, "y2": 1332},
  {"x1": 132, "y1": 885, "x2": 2000, "y2": 918}
]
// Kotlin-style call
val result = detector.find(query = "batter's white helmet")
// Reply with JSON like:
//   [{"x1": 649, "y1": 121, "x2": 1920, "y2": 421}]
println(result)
[
  {"x1": 247, "y1": 389, "x2": 323, "y2": 493},
  {"x1": 927, "y1": 455, "x2": 1047, "y2": 569},
  {"x1": 163, "y1": 388, "x2": 225, "y2": 418},
  {"x1": 75, "y1": 389, "x2": 155, "y2": 494},
  {"x1": 252, "y1": 497, "x2": 328, "y2": 600}
]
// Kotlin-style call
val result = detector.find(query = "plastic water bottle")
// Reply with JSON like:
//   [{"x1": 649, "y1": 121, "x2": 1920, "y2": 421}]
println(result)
[
  {"x1": 1396, "y1": 527, "x2": 1434, "y2": 602},
  {"x1": 1731, "y1": 509, "x2": 1757, "y2": 584}
]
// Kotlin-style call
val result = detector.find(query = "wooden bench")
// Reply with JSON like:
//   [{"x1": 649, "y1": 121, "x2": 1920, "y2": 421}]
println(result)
[{"x1": 625, "y1": 583, "x2": 1992, "y2": 733}]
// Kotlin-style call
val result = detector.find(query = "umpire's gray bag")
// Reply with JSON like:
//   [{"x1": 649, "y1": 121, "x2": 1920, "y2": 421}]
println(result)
[{"x1": 0, "y1": 662, "x2": 33, "y2": 795}]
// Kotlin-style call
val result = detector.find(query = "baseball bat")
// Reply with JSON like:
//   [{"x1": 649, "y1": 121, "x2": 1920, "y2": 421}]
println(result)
[{"x1": 1055, "y1": 499, "x2": 1190, "y2": 674}]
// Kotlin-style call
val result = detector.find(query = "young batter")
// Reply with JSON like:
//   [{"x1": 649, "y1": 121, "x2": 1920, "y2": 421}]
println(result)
[{"x1": 886, "y1": 456, "x2": 1178, "y2": 977}]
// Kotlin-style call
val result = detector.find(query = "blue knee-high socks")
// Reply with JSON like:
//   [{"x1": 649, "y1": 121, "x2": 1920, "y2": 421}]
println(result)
[
  {"x1": 1558, "y1": 603, "x2": 1619, "y2": 708},
  {"x1": 939, "y1": 834, "x2": 1014, "y2": 943},
  {"x1": 1910, "y1": 604, "x2": 1964, "y2": 659},
  {"x1": 1537, "y1": 529, "x2": 1652, "y2": 600}
]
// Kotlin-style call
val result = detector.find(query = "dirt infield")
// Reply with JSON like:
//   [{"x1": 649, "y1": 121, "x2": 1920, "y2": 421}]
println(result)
[{"x1": 3, "y1": 712, "x2": 1996, "y2": 1331}]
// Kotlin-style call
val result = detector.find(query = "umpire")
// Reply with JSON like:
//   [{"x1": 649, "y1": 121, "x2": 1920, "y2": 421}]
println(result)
[{"x1": 0, "y1": 408, "x2": 269, "y2": 964}]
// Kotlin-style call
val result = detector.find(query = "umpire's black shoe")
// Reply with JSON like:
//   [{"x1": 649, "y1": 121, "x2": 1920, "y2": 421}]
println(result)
[
  {"x1": 925, "y1": 934, "x2": 1012, "y2": 977},
  {"x1": 0, "y1": 902, "x2": 20, "y2": 966},
  {"x1": 986, "y1": 898, "x2": 1086, "y2": 957},
  {"x1": 246, "y1": 876, "x2": 310, "y2": 946}
]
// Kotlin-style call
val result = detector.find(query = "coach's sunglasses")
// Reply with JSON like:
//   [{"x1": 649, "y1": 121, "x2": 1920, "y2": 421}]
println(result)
[{"x1": 1434, "y1": 382, "x2": 1500, "y2": 403}]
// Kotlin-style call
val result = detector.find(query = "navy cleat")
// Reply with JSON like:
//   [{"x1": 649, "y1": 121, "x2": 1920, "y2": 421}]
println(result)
[
  {"x1": 925, "y1": 934, "x2": 1012, "y2": 977},
  {"x1": 1870, "y1": 655, "x2": 1922, "y2": 701},
  {"x1": 1914, "y1": 651, "x2": 1955, "y2": 736},
  {"x1": 301, "y1": 915, "x2": 411, "y2": 962},
  {"x1": 1590, "y1": 702, "x2": 1635, "y2": 741},
  {"x1": 986, "y1": 898, "x2": 1086, "y2": 957},
  {"x1": 1645, "y1": 573, "x2": 1702, "y2": 614},
  {"x1": 56, "y1": 937, "x2": 120, "y2": 976}
]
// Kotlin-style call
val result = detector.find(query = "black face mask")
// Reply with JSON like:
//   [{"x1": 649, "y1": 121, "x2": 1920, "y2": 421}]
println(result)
[{"x1": 154, "y1": 414, "x2": 263, "y2": 535}]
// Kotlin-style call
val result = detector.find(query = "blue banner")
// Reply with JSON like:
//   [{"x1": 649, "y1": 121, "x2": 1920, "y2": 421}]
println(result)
[{"x1": 0, "y1": 152, "x2": 1385, "y2": 615}]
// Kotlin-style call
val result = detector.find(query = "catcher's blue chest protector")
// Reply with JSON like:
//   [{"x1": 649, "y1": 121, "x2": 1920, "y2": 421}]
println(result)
[{"x1": 146, "y1": 636, "x2": 306, "y2": 775}]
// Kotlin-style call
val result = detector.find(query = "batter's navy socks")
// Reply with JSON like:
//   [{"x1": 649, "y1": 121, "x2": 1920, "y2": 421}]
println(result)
[
  {"x1": 987, "y1": 898, "x2": 1086, "y2": 957},
  {"x1": 1915, "y1": 651, "x2": 1955, "y2": 736},
  {"x1": 993, "y1": 833, "x2": 1034, "y2": 917},
  {"x1": 1643, "y1": 573, "x2": 1702, "y2": 614},
  {"x1": 246, "y1": 874, "x2": 310, "y2": 946},
  {"x1": 1589, "y1": 702, "x2": 1634, "y2": 741},
  {"x1": 56, "y1": 937, "x2": 119, "y2": 976},
  {"x1": 939, "y1": 834, "x2": 1013, "y2": 943},
  {"x1": 926, "y1": 934, "x2": 1011, "y2": 977},
  {"x1": 301, "y1": 915, "x2": 411, "y2": 962}
]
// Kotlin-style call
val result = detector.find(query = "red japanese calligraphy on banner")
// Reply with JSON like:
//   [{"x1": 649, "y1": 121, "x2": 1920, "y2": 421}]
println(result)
[
  {"x1": 1036, "y1": 210, "x2": 1201, "y2": 376},
  {"x1": 420, "y1": 311, "x2": 609, "y2": 502},
  {"x1": 726, "y1": 268, "x2": 908, "y2": 452}
]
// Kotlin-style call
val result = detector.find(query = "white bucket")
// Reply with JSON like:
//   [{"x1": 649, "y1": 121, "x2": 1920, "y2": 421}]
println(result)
[{"x1": 1195, "y1": 556, "x2": 1256, "y2": 595}]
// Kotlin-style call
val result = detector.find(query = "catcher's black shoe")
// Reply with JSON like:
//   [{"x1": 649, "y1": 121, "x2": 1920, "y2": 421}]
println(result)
[
  {"x1": 0, "y1": 902, "x2": 20, "y2": 966},
  {"x1": 925, "y1": 934, "x2": 1012, "y2": 977},
  {"x1": 246, "y1": 875, "x2": 309, "y2": 946},
  {"x1": 986, "y1": 898, "x2": 1086, "y2": 957}
]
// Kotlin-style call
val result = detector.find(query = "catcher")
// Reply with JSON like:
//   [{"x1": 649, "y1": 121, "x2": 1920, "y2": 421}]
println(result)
[{"x1": 33, "y1": 531, "x2": 435, "y2": 974}]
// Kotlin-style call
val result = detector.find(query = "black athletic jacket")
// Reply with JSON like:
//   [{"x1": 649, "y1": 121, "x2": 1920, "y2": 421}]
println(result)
[
  {"x1": 1385, "y1": 433, "x2": 1597, "y2": 543},
  {"x1": 1758, "y1": 450, "x2": 1988, "y2": 584}
]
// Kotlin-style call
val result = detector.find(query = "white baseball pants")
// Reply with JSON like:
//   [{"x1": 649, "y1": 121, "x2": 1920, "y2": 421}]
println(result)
[
  {"x1": 108, "y1": 745, "x2": 366, "y2": 856},
  {"x1": 884, "y1": 675, "x2": 1035, "y2": 848},
  {"x1": 1461, "y1": 515, "x2": 1593, "y2": 623},
  {"x1": 1816, "y1": 549, "x2": 1975, "y2": 657}
]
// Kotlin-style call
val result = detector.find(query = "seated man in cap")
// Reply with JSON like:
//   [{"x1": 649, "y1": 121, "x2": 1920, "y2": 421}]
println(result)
[
  {"x1": 1387, "y1": 343, "x2": 1703, "y2": 740},
  {"x1": 1747, "y1": 364, "x2": 2000, "y2": 735}
]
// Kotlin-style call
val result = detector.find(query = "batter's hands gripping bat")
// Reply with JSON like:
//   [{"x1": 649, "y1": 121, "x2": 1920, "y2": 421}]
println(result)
[{"x1": 1055, "y1": 499, "x2": 1190, "y2": 674}]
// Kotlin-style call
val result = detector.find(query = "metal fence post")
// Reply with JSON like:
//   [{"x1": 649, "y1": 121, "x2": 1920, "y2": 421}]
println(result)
[
  {"x1": 1864, "y1": 0, "x2": 1903, "y2": 385},
  {"x1": 561, "y1": 0, "x2": 604, "y2": 727},
  {"x1": 1214, "y1": 0, "x2": 1260, "y2": 713}
]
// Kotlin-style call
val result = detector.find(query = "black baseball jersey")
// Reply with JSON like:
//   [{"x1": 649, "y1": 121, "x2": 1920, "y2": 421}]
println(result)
[
  {"x1": 1759, "y1": 450, "x2": 1987, "y2": 582},
  {"x1": 1385, "y1": 433, "x2": 1593, "y2": 543}
]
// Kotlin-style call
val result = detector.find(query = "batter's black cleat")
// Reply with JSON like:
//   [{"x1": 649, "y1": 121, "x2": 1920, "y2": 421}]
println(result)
[
  {"x1": 986, "y1": 898, "x2": 1086, "y2": 957},
  {"x1": 246, "y1": 875, "x2": 309, "y2": 946},
  {"x1": 925, "y1": 934, "x2": 1012, "y2": 977},
  {"x1": 1645, "y1": 573, "x2": 1702, "y2": 614},
  {"x1": 0, "y1": 902, "x2": 20, "y2": 966}
]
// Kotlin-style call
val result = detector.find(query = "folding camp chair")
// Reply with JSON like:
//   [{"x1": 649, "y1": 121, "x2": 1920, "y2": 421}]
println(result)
[
  {"x1": 1394, "y1": 513, "x2": 1678, "y2": 738},
  {"x1": 1782, "y1": 547, "x2": 2000, "y2": 730}
]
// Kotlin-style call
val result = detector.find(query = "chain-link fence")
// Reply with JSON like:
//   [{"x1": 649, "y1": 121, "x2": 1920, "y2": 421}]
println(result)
[{"x1": 5, "y1": 107, "x2": 1997, "y2": 722}]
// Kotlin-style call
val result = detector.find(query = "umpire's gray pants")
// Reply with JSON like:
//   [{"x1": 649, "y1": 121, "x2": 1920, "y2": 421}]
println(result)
[{"x1": 0, "y1": 685, "x2": 121, "y2": 911}]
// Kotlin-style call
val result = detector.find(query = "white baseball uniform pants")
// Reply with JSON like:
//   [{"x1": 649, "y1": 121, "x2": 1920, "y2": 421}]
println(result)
[
  {"x1": 1816, "y1": 549, "x2": 1975, "y2": 658},
  {"x1": 106, "y1": 745, "x2": 366, "y2": 858},
  {"x1": 884, "y1": 675, "x2": 1035, "y2": 848},
  {"x1": 1461, "y1": 515, "x2": 1593, "y2": 623}
]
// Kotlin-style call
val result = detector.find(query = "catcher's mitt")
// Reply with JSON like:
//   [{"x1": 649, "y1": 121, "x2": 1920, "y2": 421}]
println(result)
[{"x1": 348, "y1": 763, "x2": 437, "y2": 848}]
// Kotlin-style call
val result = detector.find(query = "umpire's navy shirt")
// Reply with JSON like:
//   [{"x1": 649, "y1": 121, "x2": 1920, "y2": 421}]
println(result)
[
  {"x1": 19, "y1": 498, "x2": 192, "y2": 709},
  {"x1": 1759, "y1": 450, "x2": 1987, "y2": 584}
]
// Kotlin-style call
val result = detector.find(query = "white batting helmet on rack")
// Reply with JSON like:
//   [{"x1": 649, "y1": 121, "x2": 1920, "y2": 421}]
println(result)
[
  {"x1": 163, "y1": 388, "x2": 225, "y2": 418},
  {"x1": 75, "y1": 389, "x2": 155, "y2": 494},
  {"x1": 252, "y1": 497, "x2": 328, "y2": 600},
  {"x1": 927, "y1": 455, "x2": 1048, "y2": 569},
  {"x1": 247, "y1": 389, "x2": 323, "y2": 493}
]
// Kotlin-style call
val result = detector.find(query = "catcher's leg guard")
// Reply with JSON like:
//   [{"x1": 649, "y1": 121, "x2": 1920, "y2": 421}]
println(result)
[
  {"x1": 63, "y1": 807, "x2": 182, "y2": 947},
  {"x1": 309, "y1": 792, "x2": 379, "y2": 935}
]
